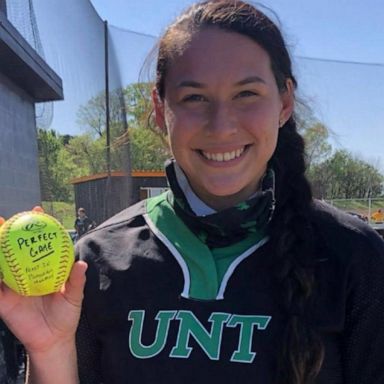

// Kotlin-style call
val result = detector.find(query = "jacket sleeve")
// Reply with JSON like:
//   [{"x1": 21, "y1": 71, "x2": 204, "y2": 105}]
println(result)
[{"x1": 341, "y1": 231, "x2": 384, "y2": 383}]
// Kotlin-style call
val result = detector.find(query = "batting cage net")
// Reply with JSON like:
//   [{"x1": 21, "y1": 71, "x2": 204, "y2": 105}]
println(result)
[{"x1": 3, "y1": 0, "x2": 384, "y2": 226}]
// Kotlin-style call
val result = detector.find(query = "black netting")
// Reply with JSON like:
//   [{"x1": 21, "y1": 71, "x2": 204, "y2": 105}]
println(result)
[
  {"x1": 5, "y1": 0, "x2": 383, "y2": 168},
  {"x1": 6, "y1": 0, "x2": 53, "y2": 129},
  {"x1": 3, "y1": 0, "x2": 384, "y2": 222}
]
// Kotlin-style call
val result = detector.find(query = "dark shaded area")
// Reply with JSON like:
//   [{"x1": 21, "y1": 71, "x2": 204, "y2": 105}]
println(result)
[{"x1": 0, "y1": 320, "x2": 25, "y2": 384}]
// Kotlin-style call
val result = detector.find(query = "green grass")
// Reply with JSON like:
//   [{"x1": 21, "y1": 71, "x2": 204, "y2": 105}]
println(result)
[
  {"x1": 41, "y1": 198, "x2": 384, "y2": 229},
  {"x1": 326, "y1": 198, "x2": 384, "y2": 218},
  {"x1": 42, "y1": 201, "x2": 75, "y2": 229}
]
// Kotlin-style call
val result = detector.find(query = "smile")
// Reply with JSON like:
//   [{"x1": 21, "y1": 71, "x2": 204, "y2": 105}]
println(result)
[{"x1": 200, "y1": 146, "x2": 248, "y2": 162}]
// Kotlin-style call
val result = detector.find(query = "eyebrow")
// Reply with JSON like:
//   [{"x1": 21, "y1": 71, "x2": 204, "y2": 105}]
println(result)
[
  {"x1": 176, "y1": 76, "x2": 266, "y2": 88},
  {"x1": 177, "y1": 80, "x2": 204, "y2": 88},
  {"x1": 236, "y1": 76, "x2": 266, "y2": 86}
]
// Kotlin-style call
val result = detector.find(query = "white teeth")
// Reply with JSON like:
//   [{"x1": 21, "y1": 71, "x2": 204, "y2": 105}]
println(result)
[
  {"x1": 202, "y1": 147, "x2": 245, "y2": 162},
  {"x1": 215, "y1": 153, "x2": 224, "y2": 161}
]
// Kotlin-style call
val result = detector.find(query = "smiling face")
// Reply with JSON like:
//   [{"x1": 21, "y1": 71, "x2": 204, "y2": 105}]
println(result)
[{"x1": 154, "y1": 28, "x2": 293, "y2": 210}]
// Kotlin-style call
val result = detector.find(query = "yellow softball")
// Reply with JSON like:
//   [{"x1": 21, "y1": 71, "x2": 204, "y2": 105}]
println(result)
[{"x1": 0, "y1": 211, "x2": 74, "y2": 296}]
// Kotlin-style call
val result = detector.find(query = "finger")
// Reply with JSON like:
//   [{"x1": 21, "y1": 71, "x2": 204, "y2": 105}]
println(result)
[
  {"x1": 0, "y1": 278, "x2": 18, "y2": 299},
  {"x1": 0, "y1": 280, "x2": 22, "y2": 318},
  {"x1": 61, "y1": 261, "x2": 88, "y2": 307}
]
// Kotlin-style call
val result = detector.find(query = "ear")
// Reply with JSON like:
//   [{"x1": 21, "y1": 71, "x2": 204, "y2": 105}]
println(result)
[
  {"x1": 152, "y1": 88, "x2": 166, "y2": 132},
  {"x1": 279, "y1": 79, "x2": 294, "y2": 128}
]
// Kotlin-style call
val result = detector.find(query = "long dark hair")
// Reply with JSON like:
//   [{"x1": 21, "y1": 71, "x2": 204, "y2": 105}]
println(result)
[{"x1": 154, "y1": 1, "x2": 324, "y2": 382}]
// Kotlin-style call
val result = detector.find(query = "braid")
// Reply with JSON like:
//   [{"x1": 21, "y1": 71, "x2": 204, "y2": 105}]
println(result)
[{"x1": 268, "y1": 118, "x2": 324, "y2": 384}]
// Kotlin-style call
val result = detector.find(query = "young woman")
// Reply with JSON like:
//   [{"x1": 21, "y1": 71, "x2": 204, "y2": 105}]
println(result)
[{"x1": 1, "y1": 1, "x2": 384, "y2": 383}]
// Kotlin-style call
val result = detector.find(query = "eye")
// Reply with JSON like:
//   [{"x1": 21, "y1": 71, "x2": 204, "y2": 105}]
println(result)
[
  {"x1": 182, "y1": 94, "x2": 207, "y2": 102},
  {"x1": 234, "y1": 90, "x2": 259, "y2": 99}
]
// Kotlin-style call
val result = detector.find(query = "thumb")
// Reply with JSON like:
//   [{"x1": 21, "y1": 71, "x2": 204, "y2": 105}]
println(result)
[{"x1": 61, "y1": 261, "x2": 88, "y2": 308}]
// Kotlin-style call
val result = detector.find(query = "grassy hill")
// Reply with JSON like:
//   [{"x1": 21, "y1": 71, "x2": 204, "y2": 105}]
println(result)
[
  {"x1": 42, "y1": 201, "x2": 75, "y2": 229},
  {"x1": 327, "y1": 198, "x2": 384, "y2": 219}
]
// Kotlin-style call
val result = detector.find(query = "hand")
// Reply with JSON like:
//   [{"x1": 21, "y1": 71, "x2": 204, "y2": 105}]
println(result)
[{"x1": 0, "y1": 261, "x2": 87, "y2": 354}]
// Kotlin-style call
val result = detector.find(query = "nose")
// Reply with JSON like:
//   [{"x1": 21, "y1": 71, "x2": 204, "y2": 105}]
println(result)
[{"x1": 205, "y1": 102, "x2": 238, "y2": 137}]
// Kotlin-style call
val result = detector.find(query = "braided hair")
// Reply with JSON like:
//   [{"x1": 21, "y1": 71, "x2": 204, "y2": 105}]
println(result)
[
  {"x1": 269, "y1": 118, "x2": 324, "y2": 383},
  {"x1": 154, "y1": 1, "x2": 324, "y2": 382}
]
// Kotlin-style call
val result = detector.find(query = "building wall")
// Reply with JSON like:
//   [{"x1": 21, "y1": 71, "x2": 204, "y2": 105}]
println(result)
[
  {"x1": 0, "y1": 0, "x2": 6, "y2": 15},
  {"x1": 74, "y1": 176, "x2": 130, "y2": 226},
  {"x1": 131, "y1": 176, "x2": 168, "y2": 202},
  {"x1": 73, "y1": 175, "x2": 168, "y2": 225},
  {"x1": 0, "y1": 72, "x2": 41, "y2": 217}
]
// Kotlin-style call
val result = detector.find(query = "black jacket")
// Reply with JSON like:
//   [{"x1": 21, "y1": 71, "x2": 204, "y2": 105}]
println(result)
[{"x1": 76, "y1": 197, "x2": 384, "y2": 383}]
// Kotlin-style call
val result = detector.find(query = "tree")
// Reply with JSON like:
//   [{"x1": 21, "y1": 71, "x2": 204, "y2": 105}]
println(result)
[
  {"x1": 63, "y1": 134, "x2": 106, "y2": 175},
  {"x1": 309, "y1": 149, "x2": 384, "y2": 199},
  {"x1": 124, "y1": 83, "x2": 153, "y2": 127},
  {"x1": 302, "y1": 122, "x2": 332, "y2": 168},
  {"x1": 76, "y1": 83, "x2": 169, "y2": 173},
  {"x1": 37, "y1": 128, "x2": 71, "y2": 201},
  {"x1": 77, "y1": 89, "x2": 126, "y2": 138},
  {"x1": 294, "y1": 102, "x2": 333, "y2": 168},
  {"x1": 129, "y1": 126, "x2": 170, "y2": 170}
]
